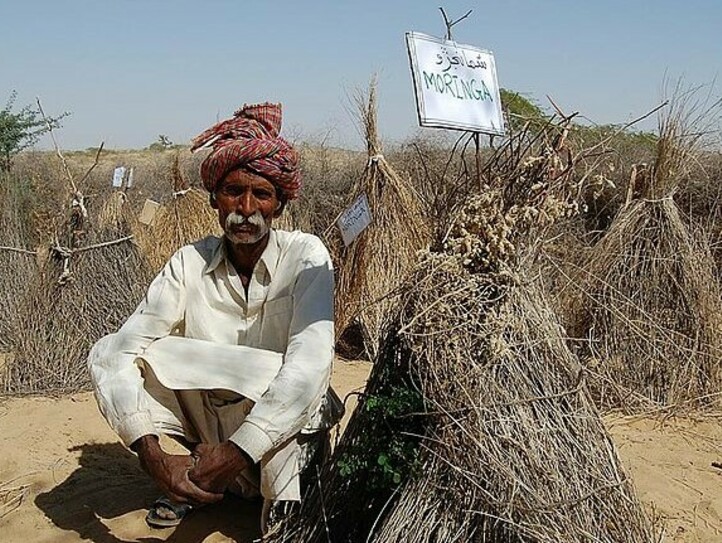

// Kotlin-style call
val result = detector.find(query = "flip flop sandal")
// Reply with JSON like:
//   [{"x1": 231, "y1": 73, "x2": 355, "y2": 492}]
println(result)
[{"x1": 145, "y1": 496, "x2": 193, "y2": 528}]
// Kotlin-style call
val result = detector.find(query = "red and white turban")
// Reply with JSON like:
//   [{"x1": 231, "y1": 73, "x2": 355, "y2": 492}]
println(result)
[{"x1": 190, "y1": 103, "x2": 301, "y2": 200}]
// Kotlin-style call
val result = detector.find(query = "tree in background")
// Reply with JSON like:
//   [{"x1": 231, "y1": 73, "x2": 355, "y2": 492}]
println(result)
[
  {"x1": 147, "y1": 134, "x2": 182, "y2": 151},
  {"x1": 0, "y1": 91, "x2": 69, "y2": 172},
  {"x1": 499, "y1": 88, "x2": 548, "y2": 132}
]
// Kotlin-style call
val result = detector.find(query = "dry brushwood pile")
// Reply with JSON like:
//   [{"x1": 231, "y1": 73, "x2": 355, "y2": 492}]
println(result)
[
  {"x1": 331, "y1": 81, "x2": 430, "y2": 358},
  {"x1": 132, "y1": 153, "x2": 222, "y2": 273},
  {"x1": 268, "y1": 118, "x2": 656, "y2": 542},
  {"x1": 566, "y1": 97, "x2": 722, "y2": 411},
  {"x1": 0, "y1": 179, "x2": 37, "y2": 350},
  {"x1": 4, "y1": 191, "x2": 152, "y2": 394}
]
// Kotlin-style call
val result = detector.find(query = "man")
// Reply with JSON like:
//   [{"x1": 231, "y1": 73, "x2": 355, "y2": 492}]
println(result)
[{"x1": 88, "y1": 103, "x2": 341, "y2": 532}]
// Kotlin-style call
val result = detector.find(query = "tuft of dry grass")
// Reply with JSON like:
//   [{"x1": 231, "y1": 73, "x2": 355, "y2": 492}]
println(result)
[
  {"x1": 0, "y1": 480, "x2": 29, "y2": 520},
  {"x1": 133, "y1": 187, "x2": 221, "y2": 273},
  {"x1": 131, "y1": 152, "x2": 221, "y2": 273},
  {"x1": 565, "y1": 196, "x2": 722, "y2": 411},
  {"x1": 564, "y1": 88, "x2": 722, "y2": 412},
  {"x1": 330, "y1": 79, "x2": 431, "y2": 358}
]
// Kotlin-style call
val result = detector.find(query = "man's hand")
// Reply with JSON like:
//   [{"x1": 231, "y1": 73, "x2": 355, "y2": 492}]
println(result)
[
  {"x1": 132, "y1": 435, "x2": 223, "y2": 505},
  {"x1": 188, "y1": 441, "x2": 251, "y2": 494}
]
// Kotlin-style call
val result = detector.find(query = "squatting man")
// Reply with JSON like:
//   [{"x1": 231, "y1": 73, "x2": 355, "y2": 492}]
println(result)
[{"x1": 88, "y1": 103, "x2": 342, "y2": 533}]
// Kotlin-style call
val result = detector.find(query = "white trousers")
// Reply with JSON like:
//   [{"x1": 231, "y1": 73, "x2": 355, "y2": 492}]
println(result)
[{"x1": 137, "y1": 337, "x2": 314, "y2": 502}]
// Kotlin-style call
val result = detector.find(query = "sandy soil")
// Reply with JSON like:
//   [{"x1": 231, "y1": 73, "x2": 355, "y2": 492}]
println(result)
[
  {"x1": 1, "y1": 360, "x2": 721, "y2": 542},
  {"x1": 607, "y1": 414, "x2": 722, "y2": 542}
]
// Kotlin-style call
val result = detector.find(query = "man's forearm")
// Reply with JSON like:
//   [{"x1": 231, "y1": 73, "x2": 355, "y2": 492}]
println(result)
[{"x1": 131, "y1": 434, "x2": 164, "y2": 469}]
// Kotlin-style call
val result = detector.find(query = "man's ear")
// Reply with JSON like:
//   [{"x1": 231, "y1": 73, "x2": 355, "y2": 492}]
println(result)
[
  {"x1": 273, "y1": 199, "x2": 287, "y2": 218},
  {"x1": 209, "y1": 192, "x2": 218, "y2": 209}
]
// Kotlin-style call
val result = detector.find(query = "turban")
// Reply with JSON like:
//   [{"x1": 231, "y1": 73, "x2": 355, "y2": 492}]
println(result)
[{"x1": 190, "y1": 103, "x2": 301, "y2": 200}]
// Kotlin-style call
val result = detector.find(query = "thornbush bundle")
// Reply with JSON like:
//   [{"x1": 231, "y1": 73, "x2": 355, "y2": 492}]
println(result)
[
  {"x1": 0, "y1": 174, "x2": 37, "y2": 351},
  {"x1": 4, "y1": 190, "x2": 152, "y2": 394},
  {"x1": 268, "y1": 116, "x2": 656, "y2": 542}
]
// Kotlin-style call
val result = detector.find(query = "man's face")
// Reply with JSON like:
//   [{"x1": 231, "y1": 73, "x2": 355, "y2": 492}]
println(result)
[{"x1": 214, "y1": 169, "x2": 280, "y2": 245}]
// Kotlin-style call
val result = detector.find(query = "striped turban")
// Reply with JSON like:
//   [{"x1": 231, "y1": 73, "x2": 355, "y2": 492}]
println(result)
[{"x1": 190, "y1": 103, "x2": 301, "y2": 200}]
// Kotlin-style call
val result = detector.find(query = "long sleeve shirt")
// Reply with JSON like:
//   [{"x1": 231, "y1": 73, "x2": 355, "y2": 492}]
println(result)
[{"x1": 88, "y1": 229, "x2": 336, "y2": 464}]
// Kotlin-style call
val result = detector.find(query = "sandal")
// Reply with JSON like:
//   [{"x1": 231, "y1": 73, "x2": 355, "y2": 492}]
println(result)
[{"x1": 145, "y1": 496, "x2": 193, "y2": 528}]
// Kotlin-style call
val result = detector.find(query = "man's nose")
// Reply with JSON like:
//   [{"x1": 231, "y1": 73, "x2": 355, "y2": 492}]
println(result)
[{"x1": 236, "y1": 191, "x2": 257, "y2": 217}]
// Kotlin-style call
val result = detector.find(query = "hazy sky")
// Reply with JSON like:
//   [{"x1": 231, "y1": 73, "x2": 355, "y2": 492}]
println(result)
[{"x1": 2, "y1": 0, "x2": 720, "y2": 150}]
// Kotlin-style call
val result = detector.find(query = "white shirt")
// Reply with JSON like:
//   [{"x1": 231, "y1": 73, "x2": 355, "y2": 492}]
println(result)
[{"x1": 89, "y1": 229, "x2": 335, "y2": 464}]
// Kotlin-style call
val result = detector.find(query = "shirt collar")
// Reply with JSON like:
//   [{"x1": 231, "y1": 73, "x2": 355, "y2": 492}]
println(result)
[
  {"x1": 259, "y1": 229, "x2": 280, "y2": 280},
  {"x1": 204, "y1": 229, "x2": 280, "y2": 279}
]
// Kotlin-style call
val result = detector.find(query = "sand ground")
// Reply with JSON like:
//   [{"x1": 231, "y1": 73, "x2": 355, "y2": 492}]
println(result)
[{"x1": 1, "y1": 360, "x2": 721, "y2": 543}]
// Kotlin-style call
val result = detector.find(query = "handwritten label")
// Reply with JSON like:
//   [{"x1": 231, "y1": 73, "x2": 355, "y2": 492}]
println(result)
[
  {"x1": 111, "y1": 166, "x2": 126, "y2": 188},
  {"x1": 406, "y1": 31, "x2": 504, "y2": 135},
  {"x1": 139, "y1": 199, "x2": 161, "y2": 226},
  {"x1": 337, "y1": 193, "x2": 372, "y2": 247}
]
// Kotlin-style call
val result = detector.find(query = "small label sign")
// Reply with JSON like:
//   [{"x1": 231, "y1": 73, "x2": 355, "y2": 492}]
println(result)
[
  {"x1": 112, "y1": 166, "x2": 126, "y2": 188},
  {"x1": 139, "y1": 199, "x2": 161, "y2": 226},
  {"x1": 337, "y1": 193, "x2": 372, "y2": 247}
]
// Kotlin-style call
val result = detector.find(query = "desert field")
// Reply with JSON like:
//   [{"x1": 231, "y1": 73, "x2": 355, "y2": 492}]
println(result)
[{"x1": 1, "y1": 361, "x2": 721, "y2": 542}]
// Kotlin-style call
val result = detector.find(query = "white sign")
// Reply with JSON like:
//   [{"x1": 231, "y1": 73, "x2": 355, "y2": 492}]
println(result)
[
  {"x1": 406, "y1": 31, "x2": 504, "y2": 135},
  {"x1": 337, "y1": 193, "x2": 372, "y2": 247},
  {"x1": 126, "y1": 167, "x2": 134, "y2": 188},
  {"x1": 112, "y1": 166, "x2": 126, "y2": 188},
  {"x1": 139, "y1": 199, "x2": 161, "y2": 226}
]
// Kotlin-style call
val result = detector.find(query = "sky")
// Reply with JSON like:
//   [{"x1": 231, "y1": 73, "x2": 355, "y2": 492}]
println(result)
[{"x1": 1, "y1": 0, "x2": 721, "y2": 150}]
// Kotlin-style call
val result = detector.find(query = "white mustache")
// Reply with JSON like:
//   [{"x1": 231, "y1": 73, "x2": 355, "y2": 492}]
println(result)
[{"x1": 225, "y1": 211, "x2": 265, "y2": 229}]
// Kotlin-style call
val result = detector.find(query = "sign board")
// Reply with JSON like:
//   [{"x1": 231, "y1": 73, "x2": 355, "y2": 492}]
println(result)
[
  {"x1": 126, "y1": 167, "x2": 135, "y2": 188},
  {"x1": 139, "y1": 199, "x2": 161, "y2": 226},
  {"x1": 112, "y1": 166, "x2": 126, "y2": 188},
  {"x1": 337, "y1": 193, "x2": 372, "y2": 247},
  {"x1": 405, "y1": 31, "x2": 504, "y2": 135}
]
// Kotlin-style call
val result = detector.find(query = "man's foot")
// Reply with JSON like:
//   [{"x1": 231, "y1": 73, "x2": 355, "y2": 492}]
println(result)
[{"x1": 145, "y1": 496, "x2": 194, "y2": 528}]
